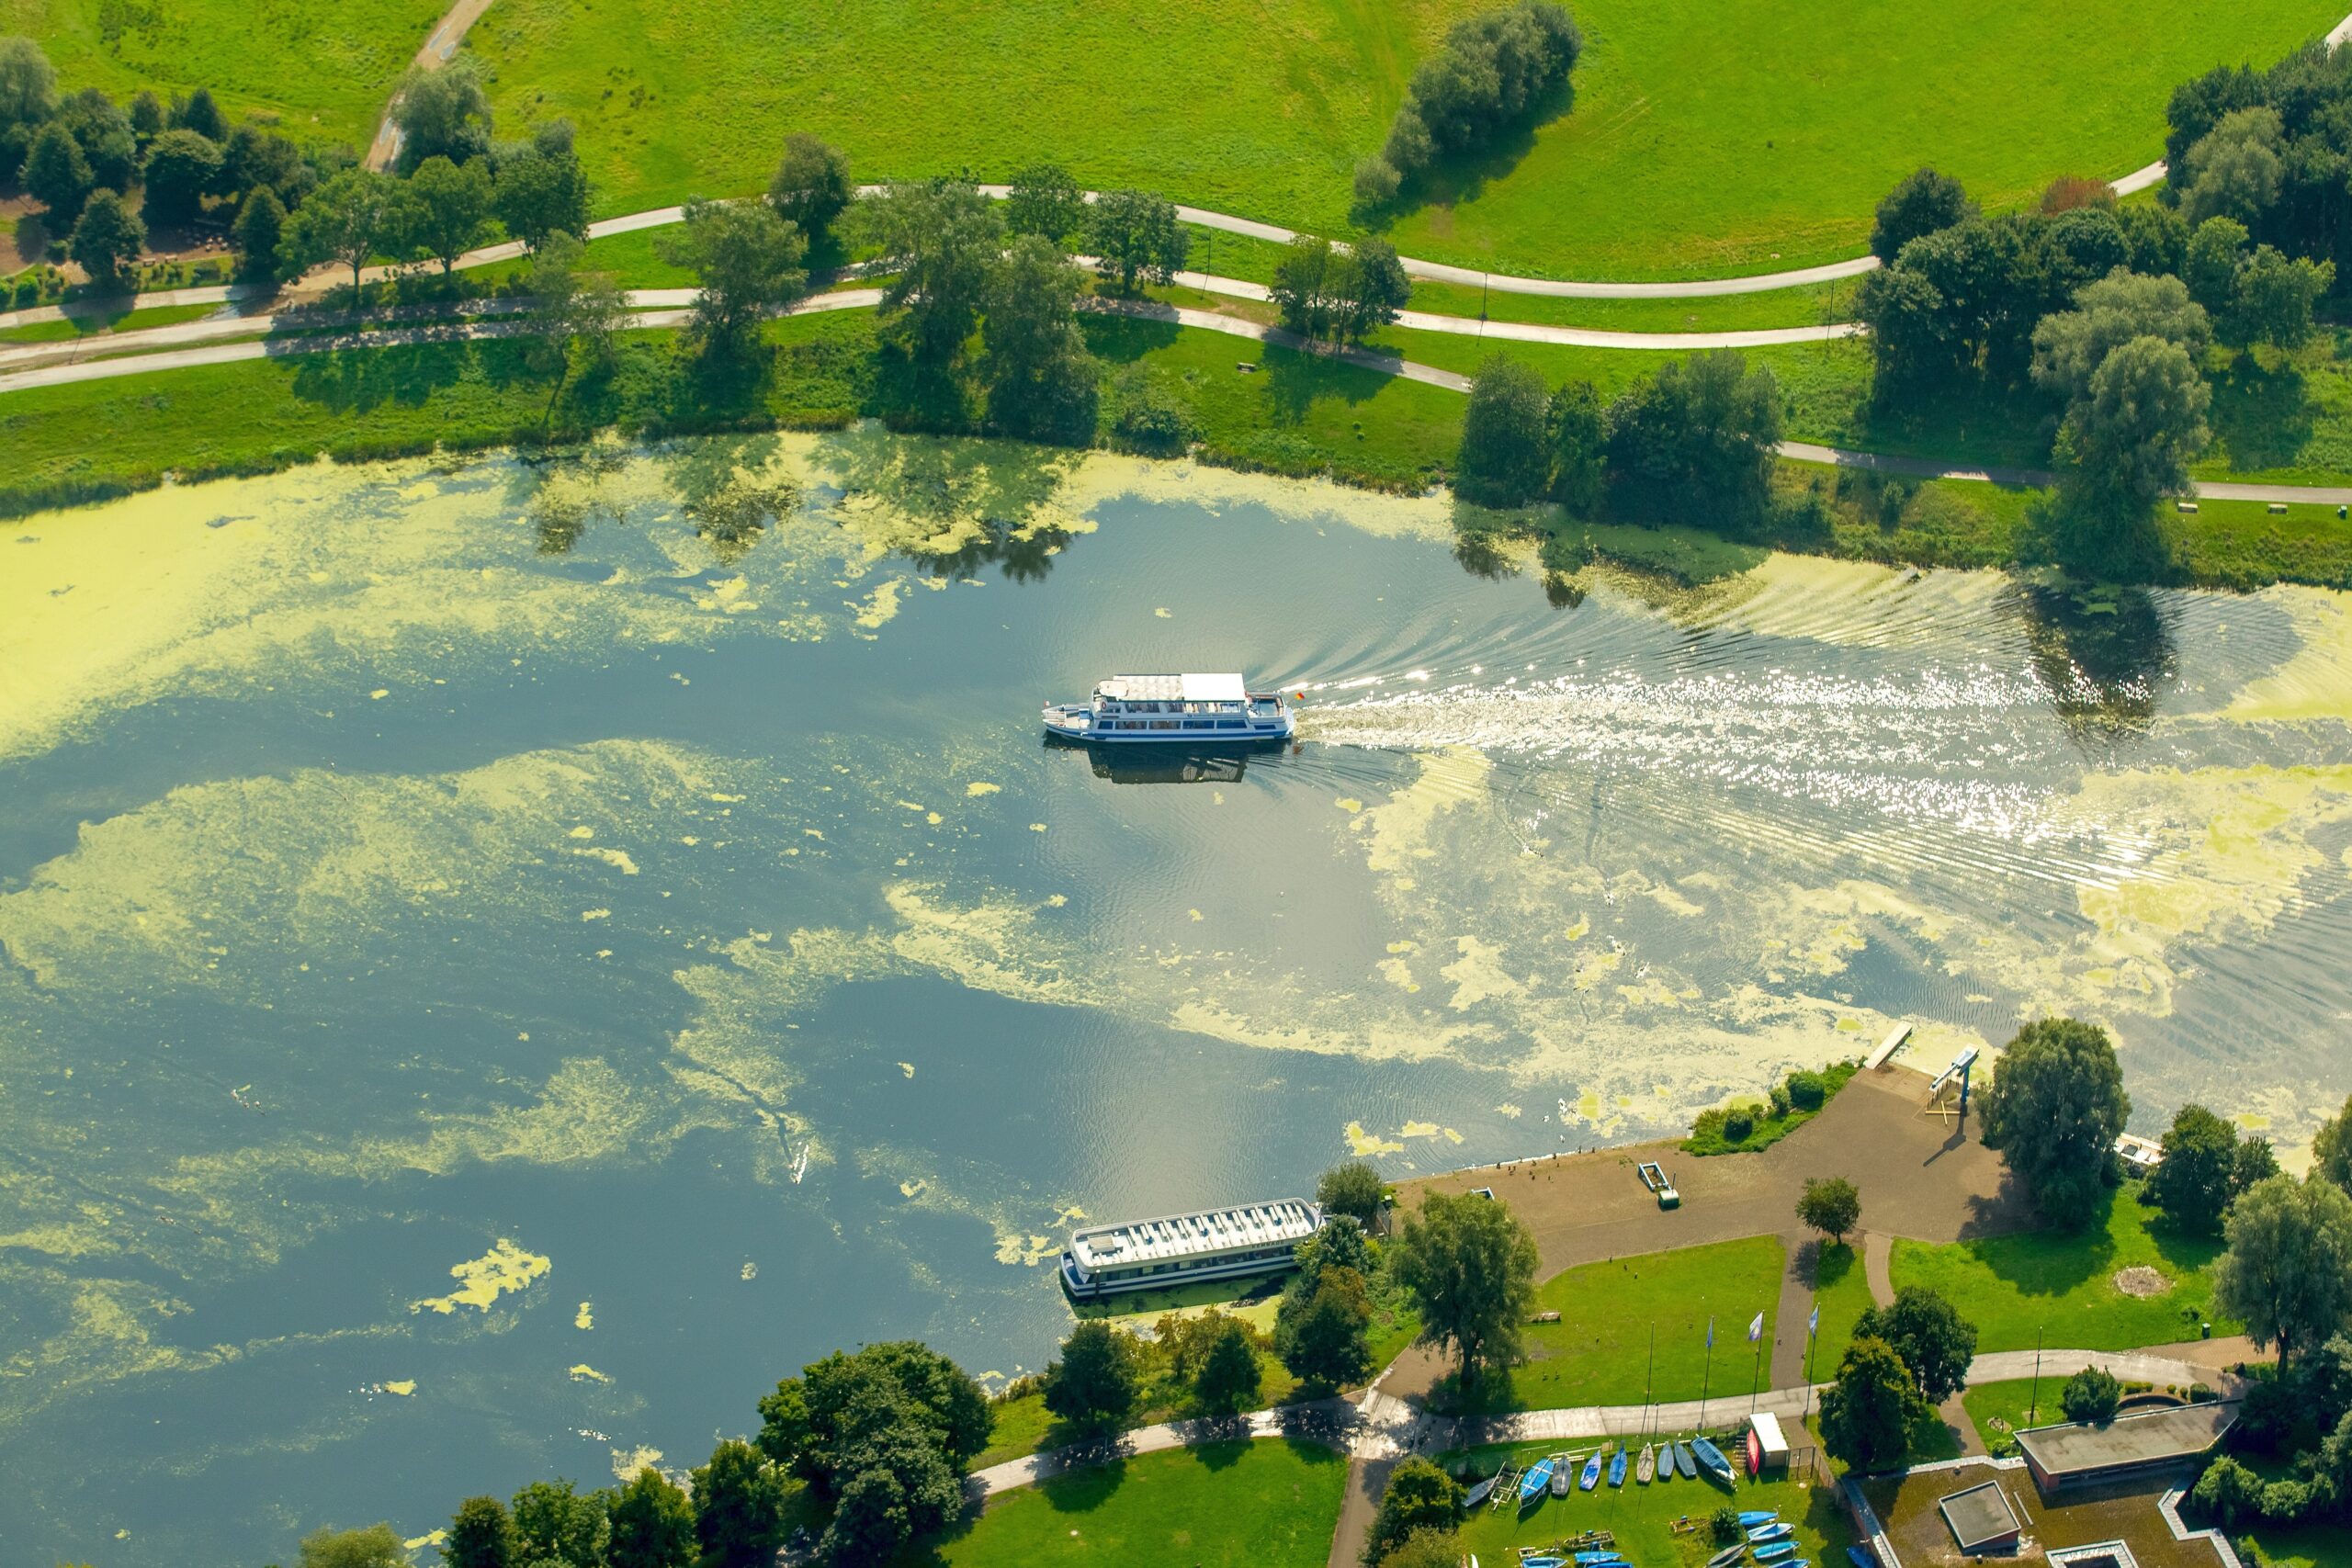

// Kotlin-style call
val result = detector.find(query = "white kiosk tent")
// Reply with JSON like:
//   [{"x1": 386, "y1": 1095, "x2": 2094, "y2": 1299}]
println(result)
[{"x1": 1747, "y1": 1411, "x2": 1791, "y2": 1475}]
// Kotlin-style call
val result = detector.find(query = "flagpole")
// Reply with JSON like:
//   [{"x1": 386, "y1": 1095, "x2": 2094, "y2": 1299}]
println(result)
[
  {"x1": 1645, "y1": 1322, "x2": 1657, "y2": 1439},
  {"x1": 1749, "y1": 1325, "x2": 1764, "y2": 1415},
  {"x1": 1699, "y1": 1316, "x2": 1714, "y2": 1431},
  {"x1": 1804, "y1": 1294, "x2": 1820, "y2": 1420}
]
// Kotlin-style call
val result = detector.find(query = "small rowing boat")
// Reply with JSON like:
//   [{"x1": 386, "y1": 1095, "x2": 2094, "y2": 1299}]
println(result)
[
  {"x1": 1574, "y1": 1554, "x2": 1625, "y2": 1565},
  {"x1": 1756, "y1": 1544, "x2": 1797, "y2": 1563},
  {"x1": 1706, "y1": 1547, "x2": 1746, "y2": 1568},
  {"x1": 1608, "y1": 1447, "x2": 1627, "y2": 1487},
  {"x1": 1847, "y1": 1549, "x2": 1878, "y2": 1568},
  {"x1": 1748, "y1": 1523, "x2": 1794, "y2": 1545},
  {"x1": 1738, "y1": 1513, "x2": 1779, "y2": 1528},
  {"x1": 1551, "y1": 1452, "x2": 1572, "y2": 1498},
  {"x1": 1675, "y1": 1441, "x2": 1699, "y2": 1479},
  {"x1": 1636, "y1": 1443, "x2": 1656, "y2": 1484},
  {"x1": 1464, "y1": 1470, "x2": 1500, "y2": 1509},
  {"x1": 1691, "y1": 1437, "x2": 1736, "y2": 1483},
  {"x1": 1579, "y1": 1449, "x2": 1602, "y2": 1490},
  {"x1": 1520, "y1": 1457, "x2": 1555, "y2": 1506}
]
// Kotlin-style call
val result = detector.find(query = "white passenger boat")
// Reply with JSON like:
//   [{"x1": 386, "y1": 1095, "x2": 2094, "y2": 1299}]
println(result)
[
  {"x1": 1042, "y1": 672, "x2": 1295, "y2": 744},
  {"x1": 1058, "y1": 1198, "x2": 1324, "y2": 1300}
]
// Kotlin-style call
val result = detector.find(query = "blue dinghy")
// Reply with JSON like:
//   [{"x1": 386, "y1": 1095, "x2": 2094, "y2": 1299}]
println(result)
[
  {"x1": 1675, "y1": 1441, "x2": 1699, "y2": 1479},
  {"x1": 1739, "y1": 1512, "x2": 1779, "y2": 1527},
  {"x1": 1691, "y1": 1437, "x2": 1736, "y2": 1483},
  {"x1": 1580, "y1": 1449, "x2": 1603, "y2": 1490},
  {"x1": 1749, "y1": 1523, "x2": 1795, "y2": 1545},
  {"x1": 1575, "y1": 1553, "x2": 1626, "y2": 1564},
  {"x1": 1519, "y1": 1457, "x2": 1555, "y2": 1506},
  {"x1": 1756, "y1": 1545, "x2": 1798, "y2": 1563},
  {"x1": 1608, "y1": 1447, "x2": 1628, "y2": 1487},
  {"x1": 1523, "y1": 1559, "x2": 1566, "y2": 1568},
  {"x1": 1847, "y1": 1550, "x2": 1877, "y2": 1568}
]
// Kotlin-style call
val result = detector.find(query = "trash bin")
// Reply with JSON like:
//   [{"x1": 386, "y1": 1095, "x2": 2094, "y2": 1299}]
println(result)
[{"x1": 2201, "y1": 1321, "x2": 2211, "y2": 1339}]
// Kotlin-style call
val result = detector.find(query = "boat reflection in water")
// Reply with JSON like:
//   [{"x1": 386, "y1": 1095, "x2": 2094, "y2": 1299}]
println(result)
[{"x1": 1042, "y1": 731, "x2": 1296, "y2": 784}]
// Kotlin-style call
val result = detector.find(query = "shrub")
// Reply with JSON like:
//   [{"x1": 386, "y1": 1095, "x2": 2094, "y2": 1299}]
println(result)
[
  {"x1": 2192, "y1": 1455, "x2": 2266, "y2": 1527},
  {"x1": 1377, "y1": 1, "x2": 1580, "y2": 184},
  {"x1": 1787, "y1": 1071, "x2": 1827, "y2": 1111},
  {"x1": 2062, "y1": 1366, "x2": 2122, "y2": 1424},
  {"x1": 1710, "y1": 1506, "x2": 1742, "y2": 1545},
  {"x1": 1723, "y1": 1107, "x2": 1756, "y2": 1143},
  {"x1": 1770, "y1": 1084, "x2": 1793, "y2": 1119},
  {"x1": 1353, "y1": 157, "x2": 1402, "y2": 209}
]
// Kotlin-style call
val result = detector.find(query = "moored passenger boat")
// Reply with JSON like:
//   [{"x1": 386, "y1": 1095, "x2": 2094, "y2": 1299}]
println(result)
[
  {"x1": 1042, "y1": 672, "x2": 1295, "y2": 744},
  {"x1": 1057, "y1": 1197, "x2": 1323, "y2": 1300}
]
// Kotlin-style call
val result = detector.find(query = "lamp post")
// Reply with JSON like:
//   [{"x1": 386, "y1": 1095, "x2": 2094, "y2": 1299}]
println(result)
[{"x1": 2029, "y1": 1326, "x2": 2044, "y2": 1426}]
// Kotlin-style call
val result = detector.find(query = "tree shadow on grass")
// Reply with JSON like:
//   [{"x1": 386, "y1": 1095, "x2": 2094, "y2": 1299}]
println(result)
[
  {"x1": 1808, "y1": 1240, "x2": 1858, "y2": 1293},
  {"x1": 285, "y1": 336, "x2": 469, "y2": 417},
  {"x1": 1358, "y1": 77, "x2": 1577, "y2": 231},
  {"x1": 2207, "y1": 349, "x2": 2314, "y2": 472},
  {"x1": 1971, "y1": 1187, "x2": 2120, "y2": 1298},
  {"x1": 1258, "y1": 340, "x2": 1396, "y2": 425},
  {"x1": 1078, "y1": 311, "x2": 1183, "y2": 367}
]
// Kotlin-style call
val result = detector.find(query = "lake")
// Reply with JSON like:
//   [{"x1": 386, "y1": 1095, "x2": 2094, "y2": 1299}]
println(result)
[{"x1": 2, "y1": 430, "x2": 2347, "y2": 1564}]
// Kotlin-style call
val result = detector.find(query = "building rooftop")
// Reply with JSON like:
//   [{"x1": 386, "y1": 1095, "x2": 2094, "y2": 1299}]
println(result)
[
  {"x1": 1069, "y1": 1199, "x2": 1320, "y2": 1268},
  {"x1": 1863, "y1": 1458, "x2": 2233, "y2": 1568},
  {"x1": 1939, "y1": 1480, "x2": 2022, "y2": 1551},
  {"x1": 2016, "y1": 1402, "x2": 2238, "y2": 1479},
  {"x1": 1098, "y1": 673, "x2": 1249, "y2": 703}
]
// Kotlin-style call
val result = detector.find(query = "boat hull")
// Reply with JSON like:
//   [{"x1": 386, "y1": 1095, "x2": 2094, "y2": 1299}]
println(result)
[{"x1": 1043, "y1": 705, "x2": 1295, "y2": 744}]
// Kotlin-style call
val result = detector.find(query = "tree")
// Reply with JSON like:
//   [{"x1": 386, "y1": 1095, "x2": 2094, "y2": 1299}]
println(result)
[
  {"x1": 690, "y1": 1438, "x2": 788, "y2": 1568},
  {"x1": 2190, "y1": 1453, "x2": 2267, "y2": 1529},
  {"x1": 221, "y1": 124, "x2": 310, "y2": 207},
  {"x1": 285, "y1": 167, "x2": 397, "y2": 294},
  {"x1": 1317, "y1": 1162, "x2": 1386, "y2": 1228},
  {"x1": 1294, "y1": 1214, "x2": 1376, "y2": 1294},
  {"x1": 444, "y1": 1496, "x2": 516, "y2": 1568},
  {"x1": 393, "y1": 54, "x2": 492, "y2": 170},
  {"x1": 496, "y1": 145, "x2": 593, "y2": 254},
  {"x1": 1455, "y1": 355, "x2": 1552, "y2": 507},
  {"x1": 858, "y1": 178, "x2": 1002, "y2": 363},
  {"x1": 170, "y1": 85, "x2": 227, "y2": 142},
  {"x1": 605, "y1": 1468, "x2": 695, "y2": 1568},
  {"x1": 129, "y1": 87, "x2": 163, "y2": 140},
  {"x1": 511, "y1": 1479, "x2": 611, "y2": 1568},
  {"x1": 1364, "y1": 1456, "x2": 1462, "y2": 1565},
  {"x1": 1340, "y1": 238, "x2": 1411, "y2": 343},
  {"x1": 1545, "y1": 379, "x2": 1605, "y2": 513},
  {"x1": 1796, "y1": 1176, "x2": 1862, "y2": 1247},
  {"x1": 767, "y1": 132, "x2": 852, "y2": 244},
  {"x1": 1978, "y1": 1017, "x2": 2132, "y2": 1225},
  {"x1": 1006, "y1": 163, "x2": 1089, "y2": 247},
  {"x1": 2116, "y1": 203, "x2": 2189, "y2": 278},
  {"x1": 299, "y1": 1525, "x2": 408, "y2": 1568},
  {"x1": 1853, "y1": 1285, "x2": 1978, "y2": 1402},
  {"x1": 2061, "y1": 1366, "x2": 2121, "y2": 1424},
  {"x1": 25, "y1": 119, "x2": 93, "y2": 220},
  {"x1": 756, "y1": 1341, "x2": 992, "y2": 1486},
  {"x1": 1086, "y1": 186, "x2": 1186, "y2": 294},
  {"x1": 981, "y1": 233, "x2": 1098, "y2": 443},
  {"x1": 1194, "y1": 1314, "x2": 1264, "y2": 1416},
  {"x1": 2314, "y1": 1096, "x2": 2352, "y2": 1196},
  {"x1": 2182, "y1": 217, "x2": 2249, "y2": 317},
  {"x1": 2056, "y1": 335, "x2": 2211, "y2": 518},
  {"x1": 404, "y1": 154, "x2": 495, "y2": 272},
  {"x1": 59, "y1": 87, "x2": 135, "y2": 190},
  {"x1": 1871, "y1": 168, "x2": 1976, "y2": 261},
  {"x1": 138, "y1": 127, "x2": 220, "y2": 226},
  {"x1": 2213, "y1": 1174, "x2": 2352, "y2": 1370},
  {"x1": 1378, "y1": 1, "x2": 1580, "y2": 180},
  {"x1": 525, "y1": 230, "x2": 628, "y2": 408},
  {"x1": 1276, "y1": 1262, "x2": 1374, "y2": 1391},
  {"x1": 657, "y1": 197, "x2": 808, "y2": 361},
  {"x1": 232, "y1": 186, "x2": 288, "y2": 283},
  {"x1": 1375, "y1": 1529, "x2": 1465, "y2": 1568},
  {"x1": 2145, "y1": 1104, "x2": 2244, "y2": 1235},
  {"x1": 2230, "y1": 244, "x2": 2333, "y2": 350},
  {"x1": 1603, "y1": 349, "x2": 1783, "y2": 525},
  {"x1": 1390, "y1": 1188, "x2": 1538, "y2": 1393},
  {"x1": 1353, "y1": 156, "x2": 1402, "y2": 209},
  {"x1": 2180, "y1": 106, "x2": 2284, "y2": 230},
  {"x1": 69, "y1": 189, "x2": 143, "y2": 290},
  {"x1": 0, "y1": 35, "x2": 58, "y2": 129},
  {"x1": 2234, "y1": 1136, "x2": 2280, "y2": 1198},
  {"x1": 2030, "y1": 271, "x2": 2211, "y2": 408},
  {"x1": 1270, "y1": 235, "x2": 1341, "y2": 340},
  {"x1": 1042, "y1": 1319, "x2": 1141, "y2": 1431},
  {"x1": 1818, "y1": 1336, "x2": 1922, "y2": 1472}
]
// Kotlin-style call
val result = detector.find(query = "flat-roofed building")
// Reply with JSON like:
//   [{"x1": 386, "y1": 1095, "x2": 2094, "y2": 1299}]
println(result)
[{"x1": 2016, "y1": 1402, "x2": 2238, "y2": 1495}]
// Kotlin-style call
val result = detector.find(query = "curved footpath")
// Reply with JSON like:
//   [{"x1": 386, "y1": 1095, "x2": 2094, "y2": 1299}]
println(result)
[
  {"x1": 968, "y1": 1344, "x2": 2248, "y2": 1501},
  {"x1": 8, "y1": 288, "x2": 2352, "y2": 505}
]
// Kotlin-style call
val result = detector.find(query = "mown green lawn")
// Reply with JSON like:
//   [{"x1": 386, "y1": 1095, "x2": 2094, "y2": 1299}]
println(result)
[
  {"x1": 1446, "y1": 1439, "x2": 1850, "y2": 1567},
  {"x1": 1889, "y1": 1184, "x2": 2234, "y2": 1354},
  {"x1": 906, "y1": 1439, "x2": 1346, "y2": 1568},
  {"x1": 1958, "y1": 1377, "x2": 2058, "y2": 1458},
  {"x1": 1468, "y1": 1235, "x2": 1787, "y2": 1413},
  {"x1": 471, "y1": 0, "x2": 2339, "y2": 281},
  {"x1": 2, "y1": 0, "x2": 445, "y2": 146}
]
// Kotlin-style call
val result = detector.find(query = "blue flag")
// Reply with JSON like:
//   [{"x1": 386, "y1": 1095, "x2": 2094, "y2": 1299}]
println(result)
[
  {"x1": 1809, "y1": 1303, "x2": 1820, "y2": 1337},
  {"x1": 1706, "y1": 1316, "x2": 1714, "y2": 1348},
  {"x1": 1748, "y1": 1312, "x2": 1764, "y2": 1342}
]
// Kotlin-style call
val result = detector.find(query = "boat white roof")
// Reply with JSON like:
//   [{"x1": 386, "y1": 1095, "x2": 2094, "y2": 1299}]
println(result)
[
  {"x1": 1069, "y1": 1198, "x2": 1320, "y2": 1267},
  {"x1": 1097, "y1": 672, "x2": 1248, "y2": 702}
]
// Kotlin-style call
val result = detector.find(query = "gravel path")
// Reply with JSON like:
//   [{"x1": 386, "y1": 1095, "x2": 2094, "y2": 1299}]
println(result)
[{"x1": 364, "y1": 0, "x2": 502, "y2": 172}]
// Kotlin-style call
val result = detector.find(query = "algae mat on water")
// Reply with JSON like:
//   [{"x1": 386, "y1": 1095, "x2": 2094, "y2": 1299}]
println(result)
[
  {"x1": 470, "y1": 0, "x2": 2343, "y2": 276},
  {"x1": 5, "y1": 440, "x2": 2352, "y2": 1562}
]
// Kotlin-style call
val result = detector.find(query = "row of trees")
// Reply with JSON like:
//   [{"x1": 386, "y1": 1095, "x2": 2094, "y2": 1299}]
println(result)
[
  {"x1": 1453, "y1": 348, "x2": 1784, "y2": 525},
  {"x1": 1357, "y1": 1, "x2": 1582, "y2": 208}
]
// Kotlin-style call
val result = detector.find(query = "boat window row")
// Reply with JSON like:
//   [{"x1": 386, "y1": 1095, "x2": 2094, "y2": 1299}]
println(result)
[
  {"x1": 1102, "y1": 700, "x2": 1249, "y2": 714},
  {"x1": 1099, "y1": 718, "x2": 1257, "y2": 731},
  {"x1": 1092, "y1": 1245, "x2": 1295, "y2": 1281}
]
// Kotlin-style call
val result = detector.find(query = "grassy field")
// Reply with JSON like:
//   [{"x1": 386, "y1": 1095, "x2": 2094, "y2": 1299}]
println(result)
[
  {"x1": 469, "y1": 0, "x2": 2340, "y2": 279},
  {"x1": 907, "y1": 1438, "x2": 1347, "y2": 1568},
  {"x1": 1445, "y1": 1438, "x2": 1852, "y2": 1567},
  {"x1": 2, "y1": 0, "x2": 444, "y2": 148},
  {"x1": 1476, "y1": 1236, "x2": 1788, "y2": 1413},
  {"x1": 0, "y1": 301, "x2": 222, "y2": 344},
  {"x1": 2231, "y1": 1523, "x2": 2352, "y2": 1568},
  {"x1": 1889, "y1": 1183, "x2": 2234, "y2": 1353},
  {"x1": 1957, "y1": 1377, "x2": 2055, "y2": 1457}
]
